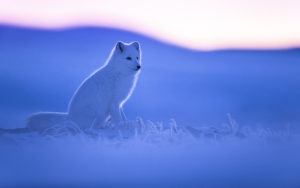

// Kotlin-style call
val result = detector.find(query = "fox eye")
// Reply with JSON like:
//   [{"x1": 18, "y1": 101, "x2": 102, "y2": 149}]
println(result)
[{"x1": 126, "y1": 57, "x2": 132, "y2": 60}]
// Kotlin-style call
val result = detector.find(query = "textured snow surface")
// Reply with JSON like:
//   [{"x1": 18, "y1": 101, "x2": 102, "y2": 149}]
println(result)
[{"x1": 1, "y1": 118, "x2": 299, "y2": 188}]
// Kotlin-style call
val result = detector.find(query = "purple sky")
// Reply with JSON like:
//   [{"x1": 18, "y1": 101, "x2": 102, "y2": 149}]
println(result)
[{"x1": 0, "y1": 0, "x2": 299, "y2": 50}]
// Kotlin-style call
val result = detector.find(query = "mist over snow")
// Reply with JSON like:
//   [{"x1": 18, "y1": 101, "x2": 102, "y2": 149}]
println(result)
[{"x1": 1, "y1": 25, "x2": 300, "y2": 129}]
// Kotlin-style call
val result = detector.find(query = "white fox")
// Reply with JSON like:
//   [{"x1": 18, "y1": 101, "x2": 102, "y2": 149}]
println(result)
[{"x1": 25, "y1": 41, "x2": 142, "y2": 132}]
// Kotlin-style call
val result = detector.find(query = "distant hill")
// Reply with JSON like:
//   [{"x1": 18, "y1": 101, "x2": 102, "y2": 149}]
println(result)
[{"x1": 0, "y1": 25, "x2": 300, "y2": 128}]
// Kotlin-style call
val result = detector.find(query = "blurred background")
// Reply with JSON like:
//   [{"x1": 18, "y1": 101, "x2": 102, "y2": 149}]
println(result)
[{"x1": 0, "y1": 0, "x2": 300, "y2": 129}]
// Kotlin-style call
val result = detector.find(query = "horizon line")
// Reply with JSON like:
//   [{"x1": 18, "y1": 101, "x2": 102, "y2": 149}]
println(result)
[{"x1": 1, "y1": 23, "x2": 300, "y2": 52}]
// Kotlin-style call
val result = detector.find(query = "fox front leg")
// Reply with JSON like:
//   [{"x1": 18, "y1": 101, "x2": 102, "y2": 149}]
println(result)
[
  {"x1": 120, "y1": 106, "x2": 127, "y2": 121},
  {"x1": 109, "y1": 105, "x2": 123, "y2": 126}
]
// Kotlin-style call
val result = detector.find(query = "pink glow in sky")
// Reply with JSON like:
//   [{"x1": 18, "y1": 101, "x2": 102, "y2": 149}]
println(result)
[{"x1": 0, "y1": 0, "x2": 300, "y2": 50}]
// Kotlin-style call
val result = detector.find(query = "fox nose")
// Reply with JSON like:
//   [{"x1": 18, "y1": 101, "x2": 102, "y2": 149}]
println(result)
[{"x1": 137, "y1": 65, "x2": 141, "y2": 70}]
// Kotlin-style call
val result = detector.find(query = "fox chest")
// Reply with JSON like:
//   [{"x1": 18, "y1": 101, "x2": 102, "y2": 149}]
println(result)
[{"x1": 111, "y1": 76, "x2": 135, "y2": 102}]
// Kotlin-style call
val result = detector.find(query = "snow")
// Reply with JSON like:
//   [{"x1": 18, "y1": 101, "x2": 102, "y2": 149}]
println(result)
[{"x1": 1, "y1": 117, "x2": 299, "y2": 187}]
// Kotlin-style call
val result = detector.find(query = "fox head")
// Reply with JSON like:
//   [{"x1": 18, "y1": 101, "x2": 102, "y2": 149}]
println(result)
[{"x1": 110, "y1": 41, "x2": 141, "y2": 75}]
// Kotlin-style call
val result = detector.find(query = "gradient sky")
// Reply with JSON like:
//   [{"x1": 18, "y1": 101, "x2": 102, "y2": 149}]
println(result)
[{"x1": 0, "y1": 0, "x2": 300, "y2": 50}]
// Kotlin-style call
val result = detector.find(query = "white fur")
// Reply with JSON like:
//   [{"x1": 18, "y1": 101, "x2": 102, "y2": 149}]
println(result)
[{"x1": 27, "y1": 41, "x2": 141, "y2": 131}]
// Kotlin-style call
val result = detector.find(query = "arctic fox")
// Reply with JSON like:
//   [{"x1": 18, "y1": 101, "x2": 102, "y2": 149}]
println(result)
[{"x1": 26, "y1": 41, "x2": 142, "y2": 132}]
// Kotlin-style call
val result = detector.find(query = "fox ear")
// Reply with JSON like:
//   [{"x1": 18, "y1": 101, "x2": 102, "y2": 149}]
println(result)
[
  {"x1": 131, "y1": 41, "x2": 140, "y2": 50},
  {"x1": 116, "y1": 41, "x2": 125, "y2": 52}
]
